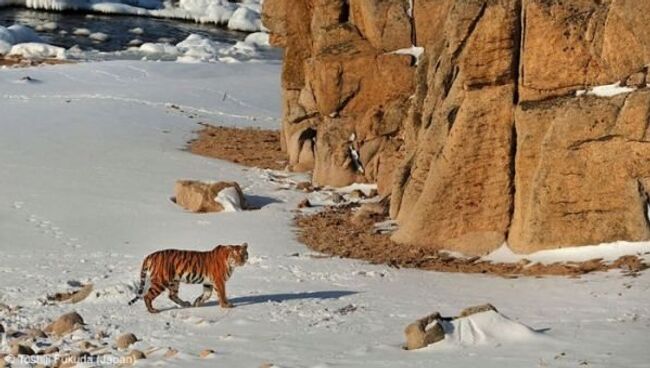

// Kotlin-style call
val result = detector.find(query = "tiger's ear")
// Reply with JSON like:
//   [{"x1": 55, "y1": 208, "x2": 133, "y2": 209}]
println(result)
[{"x1": 242, "y1": 242, "x2": 248, "y2": 250}]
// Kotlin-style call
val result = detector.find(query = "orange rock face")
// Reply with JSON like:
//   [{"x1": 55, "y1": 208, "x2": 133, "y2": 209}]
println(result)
[
  {"x1": 265, "y1": 0, "x2": 650, "y2": 254},
  {"x1": 263, "y1": 0, "x2": 415, "y2": 194}
]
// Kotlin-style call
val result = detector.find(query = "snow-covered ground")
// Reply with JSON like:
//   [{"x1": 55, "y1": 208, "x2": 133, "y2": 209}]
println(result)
[
  {"x1": 1, "y1": 60, "x2": 650, "y2": 367},
  {"x1": 0, "y1": 0, "x2": 264, "y2": 32}
]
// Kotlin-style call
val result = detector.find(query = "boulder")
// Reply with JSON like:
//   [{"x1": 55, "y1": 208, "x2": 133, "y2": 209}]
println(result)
[
  {"x1": 174, "y1": 181, "x2": 247, "y2": 213},
  {"x1": 116, "y1": 333, "x2": 138, "y2": 349},
  {"x1": 44, "y1": 312, "x2": 85, "y2": 337},
  {"x1": 10, "y1": 343, "x2": 35, "y2": 356},
  {"x1": 125, "y1": 350, "x2": 146, "y2": 365},
  {"x1": 163, "y1": 348, "x2": 178, "y2": 358},
  {"x1": 199, "y1": 349, "x2": 215, "y2": 358},
  {"x1": 403, "y1": 312, "x2": 445, "y2": 350},
  {"x1": 508, "y1": 91, "x2": 650, "y2": 253}
]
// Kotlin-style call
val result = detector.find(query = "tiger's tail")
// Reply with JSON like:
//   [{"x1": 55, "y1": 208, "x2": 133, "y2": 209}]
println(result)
[{"x1": 128, "y1": 260, "x2": 149, "y2": 306}]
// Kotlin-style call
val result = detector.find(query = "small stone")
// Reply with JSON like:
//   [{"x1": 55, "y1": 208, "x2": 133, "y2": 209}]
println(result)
[
  {"x1": 295, "y1": 181, "x2": 314, "y2": 192},
  {"x1": 163, "y1": 348, "x2": 178, "y2": 358},
  {"x1": 23, "y1": 329, "x2": 47, "y2": 339},
  {"x1": 44, "y1": 312, "x2": 85, "y2": 337},
  {"x1": 116, "y1": 333, "x2": 138, "y2": 349},
  {"x1": 330, "y1": 193, "x2": 345, "y2": 204},
  {"x1": 260, "y1": 363, "x2": 275, "y2": 368},
  {"x1": 624, "y1": 72, "x2": 646, "y2": 87},
  {"x1": 297, "y1": 199, "x2": 311, "y2": 208},
  {"x1": 79, "y1": 341, "x2": 97, "y2": 350},
  {"x1": 11, "y1": 343, "x2": 36, "y2": 356},
  {"x1": 199, "y1": 349, "x2": 215, "y2": 358},
  {"x1": 39, "y1": 346, "x2": 59, "y2": 355},
  {"x1": 125, "y1": 350, "x2": 146, "y2": 365},
  {"x1": 349, "y1": 189, "x2": 366, "y2": 200}
]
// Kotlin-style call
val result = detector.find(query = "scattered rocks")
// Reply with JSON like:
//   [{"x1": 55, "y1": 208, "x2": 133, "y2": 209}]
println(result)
[
  {"x1": 116, "y1": 333, "x2": 138, "y2": 349},
  {"x1": 404, "y1": 312, "x2": 445, "y2": 350},
  {"x1": 44, "y1": 312, "x2": 85, "y2": 337},
  {"x1": 174, "y1": 180, "x2": 247, "y2": 213},
  {"x1": 199, "y1": 349, "x2": 215, "y2": 358}
]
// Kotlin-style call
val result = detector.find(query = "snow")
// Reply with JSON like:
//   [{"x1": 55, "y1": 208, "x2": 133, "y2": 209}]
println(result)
[
  {"x1": 8, "y1": 42, "x2": 66, "y2": 59},
  {"x1": 72, "y1": 27, "x2": 91, "y2": 36},
  {"x1": 436, "y1": 310, "x2": 546, "y2": 348},
  {"x1": 89, "y1": 32, "x2": 110, "y2": 42},
  {"x1": 392, "y1": 46, "x2": 424, "y2": 64},
  {"x1": 485, "y1": 242, "x2": 650, "y2": 264},
  {"x1": 215, "y1": 187, "x2": 245, "y2": 212},
  {"x1": 227, "y1": 6, "x2": 261, "y2": 32},
  {"x1": 0, "y1": 60, "x2": 649, "y2": 367},
  {"x1": 576, "y1": 82, "x2": 637, "y2": 97},
  {"x1": 0, "y1": 0, "x2": 265, "y2": 32}
]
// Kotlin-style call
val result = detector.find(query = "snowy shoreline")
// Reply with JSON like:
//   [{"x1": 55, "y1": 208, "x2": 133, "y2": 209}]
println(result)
[{"x1": 0, "y1": 0, "x2": 264, "y2": 32}]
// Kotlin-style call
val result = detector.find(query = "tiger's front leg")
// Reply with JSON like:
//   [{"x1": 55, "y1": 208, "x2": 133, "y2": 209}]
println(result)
[
  {"x1": 193, "y1": 284, "x2": 213, "y2": 307},
  {"x1": 215, "y1": 280, "x2": 233, "y2": 308},
  {"x1": 168, "y1": 281, "x2": 191, "y2": 308}
]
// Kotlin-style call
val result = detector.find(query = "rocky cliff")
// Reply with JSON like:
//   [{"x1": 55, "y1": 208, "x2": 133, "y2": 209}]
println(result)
[{"x1": 263, "y1": 0, "x2": 650, "y2": 255}]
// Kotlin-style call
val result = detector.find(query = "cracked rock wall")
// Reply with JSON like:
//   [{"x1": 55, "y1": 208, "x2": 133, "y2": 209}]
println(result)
[{"x1": 264, "y1": 0, "x2": 650, "y2": 255}]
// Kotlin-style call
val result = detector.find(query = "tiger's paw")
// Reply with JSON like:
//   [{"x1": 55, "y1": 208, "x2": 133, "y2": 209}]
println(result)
[
  {"x1": 180, "y1": 301, "x2": 192, "y2": 308},
  {"x1": 147, "y1": 308, "x2": 161, "y2": 314},
  {"x1": 220, "y1": 302, "x2": 233, "y2": 309}
]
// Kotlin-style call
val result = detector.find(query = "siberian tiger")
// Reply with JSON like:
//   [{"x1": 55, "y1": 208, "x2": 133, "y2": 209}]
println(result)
[{"x1": 128, "y1": 243, "x2": 248, "y2": 313}]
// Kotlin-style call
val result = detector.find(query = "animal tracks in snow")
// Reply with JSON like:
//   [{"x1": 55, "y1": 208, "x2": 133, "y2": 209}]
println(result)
[{"x1": 11, "y1": 201, "x2": 84, "y2": 250}]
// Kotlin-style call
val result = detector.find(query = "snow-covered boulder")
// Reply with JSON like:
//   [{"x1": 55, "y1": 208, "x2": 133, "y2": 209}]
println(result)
[
  {"x1": 404, "y1": 304, "x2": 545, "y2": 350},
  {"x1": 1, "y1": 24, "x2": 45, "y2": 56},
  {"x1": 174, "y1": 180, "x2": 247, "y2": 213},
  {"x1": 9, "y1": 43, "x2": 67, "y2": 60},
  {"x1": 227, "y1": 6, "x2": 262, "y2": 32}
]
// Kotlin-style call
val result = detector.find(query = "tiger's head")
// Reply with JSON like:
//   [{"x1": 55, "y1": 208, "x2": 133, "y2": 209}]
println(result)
[{"x1": 227, "y1": 243, "x2": 249, "y2": 267}]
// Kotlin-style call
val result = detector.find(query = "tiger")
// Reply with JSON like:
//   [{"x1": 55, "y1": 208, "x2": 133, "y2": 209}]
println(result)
[{"x1": 128, "y1": 243, "x2": 248, "y2": 313}]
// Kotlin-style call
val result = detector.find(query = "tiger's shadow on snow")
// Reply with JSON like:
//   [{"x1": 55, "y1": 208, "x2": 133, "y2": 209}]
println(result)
[{"x1": 197, "y1": 290, "x2": 359, "y2": 308}]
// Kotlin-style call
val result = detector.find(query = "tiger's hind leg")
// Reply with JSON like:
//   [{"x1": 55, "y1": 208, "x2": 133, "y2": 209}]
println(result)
[
  {"x1": 193, "y1": 284, "x2": 213, "y2": 307},
  {"x1": 144, "y1": 281, "x2": 165, "y2": 314},
  {"x1": 168, "y1": 281, "x2": 191, "y2": 308}
]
